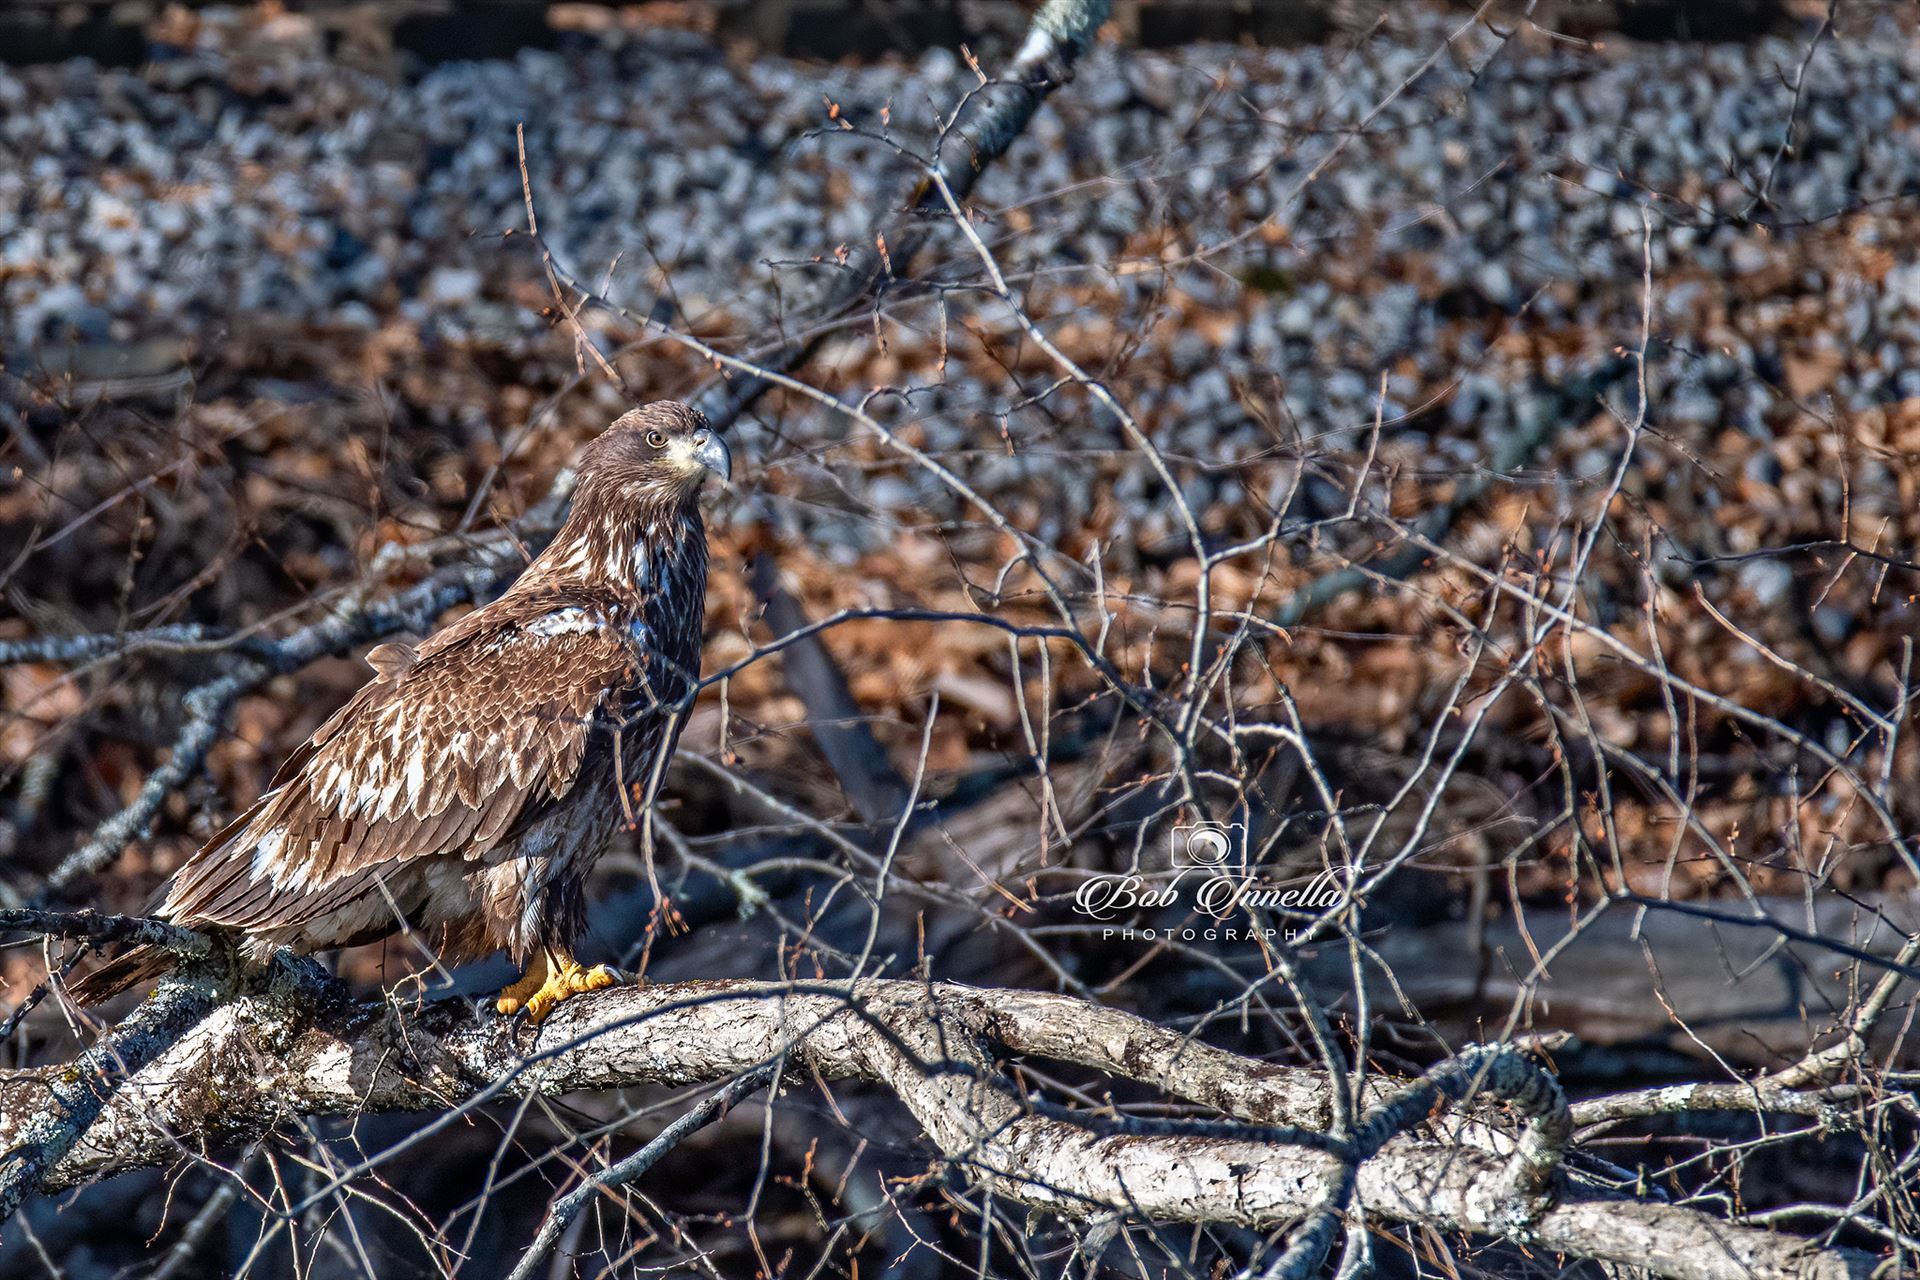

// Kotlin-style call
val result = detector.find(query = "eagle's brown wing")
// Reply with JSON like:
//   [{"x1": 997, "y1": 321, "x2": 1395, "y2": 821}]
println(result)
[{"x1": 163, "y1": 594, "x2": 645, "y2": 931}]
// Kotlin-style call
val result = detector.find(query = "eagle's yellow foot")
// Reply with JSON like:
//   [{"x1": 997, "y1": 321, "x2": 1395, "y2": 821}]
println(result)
[
  {"x1": 494, "y1": 952, "x2": 551, "y2": 1017},
  {"x1": 495, "y1": 950, "x2": 624, "y2": 1024}
]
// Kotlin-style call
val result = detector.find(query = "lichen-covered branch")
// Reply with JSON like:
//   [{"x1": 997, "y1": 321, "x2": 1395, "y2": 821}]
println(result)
[
  {"x1": 0, "y1": 969, "x2": 219, "y2": 1221},
  {"x1": 0, "y1": 977, "x2": 1871, "y2": 1280}
]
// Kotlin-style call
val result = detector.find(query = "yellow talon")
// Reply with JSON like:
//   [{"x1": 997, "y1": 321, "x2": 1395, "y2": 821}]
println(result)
[
  {"x1": 495, "y1": 949, "x2": 625, "y2": 1023},
  {"x1": 494, "y1": 951, "x2": 550, "y2": 1016}
]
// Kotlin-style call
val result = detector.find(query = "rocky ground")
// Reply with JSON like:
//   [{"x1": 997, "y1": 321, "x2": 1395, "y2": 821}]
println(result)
[{"x1": 5, "y1": 5, "x2": 1919, "y2": 535}]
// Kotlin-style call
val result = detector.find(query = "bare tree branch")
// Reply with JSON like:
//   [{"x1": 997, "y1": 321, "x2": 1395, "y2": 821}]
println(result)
[
  {"x1": 748, "y1": 551, "x2": 911, "y2": 825},
  {"x1": 505, "y1": 1062, "x2": 780, "y2": 1280},
  {"x1": 695, "y1": 0, "x2": 1115, "y2": 433},
  {"x1": 0, "y1": 977, "x2": 1873, "y2": 1280},
  {"x1": 0, "y1": 969, "x2": 220, "y2": 1221},
  {"x1": 0, "y1": 909, "x2": 209, "y2": 956}
]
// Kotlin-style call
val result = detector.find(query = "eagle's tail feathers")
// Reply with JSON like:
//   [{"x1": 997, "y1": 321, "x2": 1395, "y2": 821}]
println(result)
[{"x1": 66, "y1": 945, "x2": 178, "y2": 1006}]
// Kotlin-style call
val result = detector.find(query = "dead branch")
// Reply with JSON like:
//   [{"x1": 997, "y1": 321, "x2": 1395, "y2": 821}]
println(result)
[
  {"x1": 0, "y1": 976, "x2": 1871, "y2": 1280},
  {"x1": 0, "y1": 968, "x2": 221, "y2": 1221},
  {"x1": 0, "y1": 909, "x2": 209, "y2": 956},
  {"x1": 695, "y1": 0, "x2": 1114, "y2": 433},
  {"x1": 505, "y1": 1062, "x2": 780, "y2": 1280},
  {"x1": 748, "y1": 551, "x2": 911, "y2": 824}
]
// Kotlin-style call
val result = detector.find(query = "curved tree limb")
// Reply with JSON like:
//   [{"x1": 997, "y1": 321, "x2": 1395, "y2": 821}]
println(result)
[{"x1": 0, "y1": 977, "x2": 1871, "y2": 1280}]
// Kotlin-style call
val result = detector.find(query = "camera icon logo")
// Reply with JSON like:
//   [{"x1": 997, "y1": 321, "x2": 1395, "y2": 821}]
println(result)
[{"x1": 1171, "y1": 822, "x2": 1244, "y2": 871}]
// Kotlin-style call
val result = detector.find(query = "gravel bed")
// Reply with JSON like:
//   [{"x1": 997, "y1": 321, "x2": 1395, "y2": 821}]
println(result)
[{"x1": 4, "y1": 5, "x2": 1920, "y2": 563}]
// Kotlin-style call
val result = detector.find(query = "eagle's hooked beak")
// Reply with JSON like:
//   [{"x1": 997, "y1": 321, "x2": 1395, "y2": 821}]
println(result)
[{"x1": 691, "y1": 430, "x2": 731, "y2": 484}]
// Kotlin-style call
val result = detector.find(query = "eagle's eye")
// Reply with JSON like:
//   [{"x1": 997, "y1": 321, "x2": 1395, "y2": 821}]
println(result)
[{"x1": 645, "y1": 430, "x2": 667, "y2": 449}]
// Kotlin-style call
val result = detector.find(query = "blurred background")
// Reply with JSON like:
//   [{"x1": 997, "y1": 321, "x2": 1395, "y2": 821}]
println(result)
[{"x1": 5, "y1": 1, "x2": 1920, "y2": 1276}]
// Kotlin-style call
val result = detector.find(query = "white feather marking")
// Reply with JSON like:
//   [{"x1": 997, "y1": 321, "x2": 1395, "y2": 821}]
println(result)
[
  {"x1": 403, "y1": 752, "x2": 425, "y2": 812},
  {"x1": 251, "y1": 829, "x2": 288, "y2": 884},
  {"x1": 377, "y1": 768, "x2": 404, "y2": 816},
  {"x1": 523, "y1": 608, "x2": 597, "y2": 638}
]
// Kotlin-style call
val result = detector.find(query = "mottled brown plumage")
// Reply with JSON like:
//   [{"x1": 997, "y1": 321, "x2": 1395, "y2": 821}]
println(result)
[{"x1": 72, "y1": 403, "x2": 729, "y2": 1020}]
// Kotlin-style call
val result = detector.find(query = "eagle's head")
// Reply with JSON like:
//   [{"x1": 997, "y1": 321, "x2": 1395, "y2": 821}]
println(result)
[
  {"x1": 540, "y1": 402, "x2": 729, "y2": 594},
  {"x1": 579, "y1": 402, "x2": 731, "y2": 507}
]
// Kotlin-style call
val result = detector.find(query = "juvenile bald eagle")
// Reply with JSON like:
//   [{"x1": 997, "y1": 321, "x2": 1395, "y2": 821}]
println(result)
[{"x1": 72, "y1": 402, "x2": 729, "y2": 1022}]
